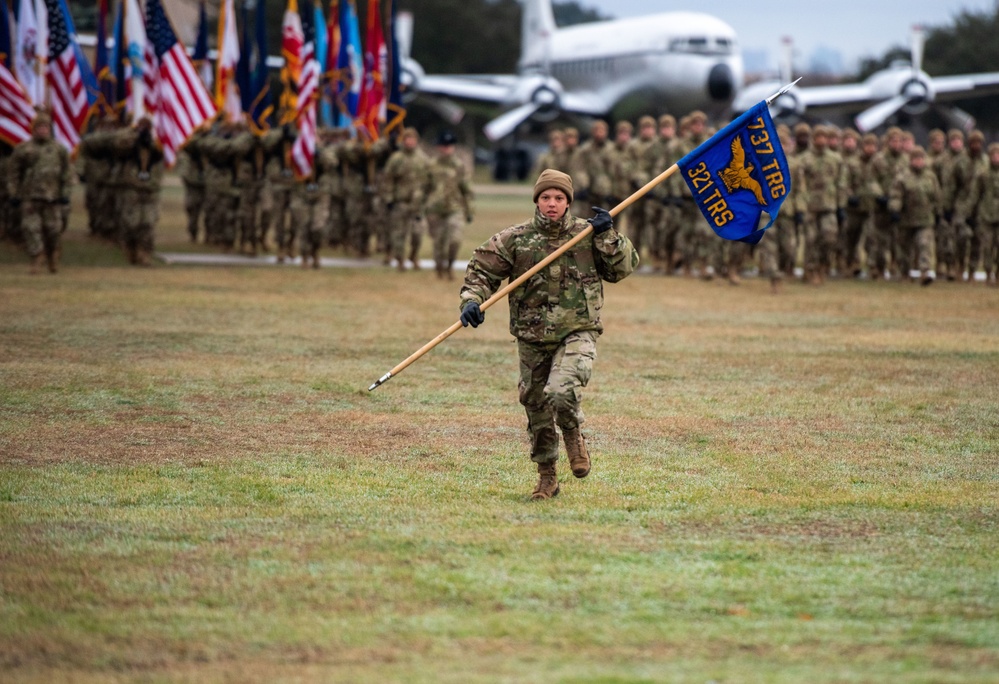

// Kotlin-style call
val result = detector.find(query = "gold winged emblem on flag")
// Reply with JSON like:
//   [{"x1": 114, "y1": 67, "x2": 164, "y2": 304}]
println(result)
[{"x1": 718, "y1": 136, "x2": 767, "y2": 205}]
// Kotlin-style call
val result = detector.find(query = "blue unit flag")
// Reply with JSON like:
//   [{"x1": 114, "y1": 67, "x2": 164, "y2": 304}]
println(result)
[{"x1": 677, "y1": 101, "x2": 791, "y2": 245}]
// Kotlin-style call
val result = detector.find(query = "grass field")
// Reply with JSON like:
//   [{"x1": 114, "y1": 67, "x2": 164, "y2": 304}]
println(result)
[{"x1": 1, "y1": 182, "x2": 998, "y2": 682}]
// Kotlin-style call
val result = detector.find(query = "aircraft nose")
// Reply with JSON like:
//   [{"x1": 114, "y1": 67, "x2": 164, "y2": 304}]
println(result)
[{"x1": 708, "y1": 63, "x2": 734, "y2": 101}]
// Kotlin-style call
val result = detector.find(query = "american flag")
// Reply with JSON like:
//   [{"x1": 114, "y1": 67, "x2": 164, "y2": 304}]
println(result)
[
  {"x1": 291, "y1": 8, "x2": 319, "y2": 178},
  {"x1": 144, "y1": 0, "x2": 216, "y2": 166},
  {"x1": 44, "y1": 0, "x2": 89, "y2": 150},
  {"x1": 0, "y1": 62, "x2": 35, "y2": 146}
]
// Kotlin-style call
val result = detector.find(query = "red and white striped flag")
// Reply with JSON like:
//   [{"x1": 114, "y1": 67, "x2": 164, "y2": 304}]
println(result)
[
  {"x1": 43, "y1": 0, "x2": 88, "y2": 150},
  {"x1": 144, "y1": 0, "x2": 216, "y2": 166},
  {"x1": 291, "y1": 9, "x2": 319, "y2": 178},
  {"x1": 0, "y1": 62, "x2": 36, "y2": 146}
]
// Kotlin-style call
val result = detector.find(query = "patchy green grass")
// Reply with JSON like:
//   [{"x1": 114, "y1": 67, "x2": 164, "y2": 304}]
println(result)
[{"x1": 1, "y1": 181, "x2": 998, "y2": 682}]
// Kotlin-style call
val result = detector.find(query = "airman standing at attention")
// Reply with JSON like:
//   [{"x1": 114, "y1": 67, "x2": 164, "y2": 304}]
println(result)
[
  {"x1": 381, "y1": 127, "x2": 433, "y2": 271},
  {"x1": 800, "y1": 125, "x2": 845, "y2": 284},
  {"x1": 868, "y1": 127, "x2": 908, "y2": 279},
  {"x1": 176, "y1": 128, "x2": 208, "y2": 243},
  {"x1": 889, "y1": 146, "x2": 941, "y2": 285},
  {"x1": 609, "y1": 120, "x2": 636, "y2": 240},
  {"x1": 570, "y1": 120, "x2": 616, "y2": 220},
  {"x1": 78, "y1": 114, "x2": 116, "y2": 240},
  {"x1": 937, "y1": 129, "x2": 972, "y2": 281},
  {"x1": 838, "y1": 129, "x2": 871, "y2": 277},
  {"x1": 958, "y1": 141, "x2": 999, "y2": 286},
  {"x1": 965, "y1": 130, "x2": 989, "y2": 280},
  {"x1": 426, "y1": 131, "x2": 474, "y2": 280},
  {"x1": 671, "y1": 110, "x2": 712, "y2": 277},
  {"x1": 261, "y1": 123, "x2": 299, "y2": 260},
  {"x1": 626, "y1": 116, "x2": 659, "y2": 267},
  {"x1": 927, "y1": 129, "x2": 946, "y2": 174},
  {"x1": 7, "y1": 110, "x2": 71, "y2": 274},
  {"x1": 290, "y1": 140, "x2": 338, "y2": 269},
  {"x1": 534, "y1": 129, "x2": 571, "y2": 176},
  {"x1": 758, "y1": 126, "x2": 806, "y2": 293}
]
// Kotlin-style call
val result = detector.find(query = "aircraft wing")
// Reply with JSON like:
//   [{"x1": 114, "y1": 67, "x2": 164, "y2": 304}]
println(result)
[
  {"x1": 795, "y1": 83, "x2": 880, "y2": 109},
  {"x1": 417, "y1": 74, "x2": 522, "y2": 104},
  {"x1": 932, "y1": 72, "x2": 999, "y2": 101},
  {"x1": 558, "y1": 91, "x2": 610, "y2": 117}
]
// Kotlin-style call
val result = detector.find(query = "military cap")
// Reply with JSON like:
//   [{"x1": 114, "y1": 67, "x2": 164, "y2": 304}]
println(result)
[
  {"x1": 812, "y1": 124, "x2": 829, "y2": 138},
  {"x1": 615, "y1": 120, "x2": 633, "y2": 134},
  {"x1": 947, "y1": 128, "x2": 965, "y2": 141},
  {"x1": 688, "y1": 110, "x2": 707, "y2": 123},
  {"x1": 533, "y1": 168, "x2": 574, "y2": 204},
  {"x1": 987, "y1": 142, "x2": 999, "y2": 155},
  {"x1": 590, "y1": 119, "x2": 609, "y2": 132},
  {"x1": 638, "y1": 115, "x2": 656, "y2": 128},
  {"x1": 401, "y1": 126, "x2": 420, "y2": 139},
  {"x1": 909, "y1": 145, "x2": 926, "y2": 158},
  {"x1": 842, "y1": 128, "x2": 860, "y2": 141},
  {"x1": 928, "y1": 128, "x2": 945, "y2": 142},
  {"x1": 31, "y1": 109, "x2": 53, "y2": 130},
  {"x1": 564, "y1": 127, "x2": 579, "y2": 138},
  {"x1": 437, "y1": 130, "x2": 457, "y2": 146},
  {"x1": 861, "y1": 133, "x2": 879, "y2": 146},
  {"x1": 884, "y1": 126, "x2": 903, "y2": 139},
  {"x1": 793, "y1": 122, "x2": 811, "y2": 136},
  {"x1": 969, "y1": 129, "x2": 985, "y2": 143},
  {"x1": 658, "y1": 114, "x2": 676, "y2": 127}
]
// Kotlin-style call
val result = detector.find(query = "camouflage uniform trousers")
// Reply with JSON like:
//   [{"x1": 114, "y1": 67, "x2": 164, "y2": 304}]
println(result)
[
  {"x1": 867, "y1": 210, "x2": 893, "y2": 277},
  {"x1": 679, "y1": 200, "x2": 712, "y2": 274},
  {"x1": 291, "y1": 191, "x2": 330, "y2": 258},
  {"x1": 772, "y1": 213, "x2": 799, "y2": 276},
  {"x1": 238, "y1": 182, "x2": 266, "y2": 252},
  {"x1": 119, "y1": 189, "x2": 159, "y2": 255},
  {"x1": 269, "y1": 186, "x2": 295, "y2": 253},
  {"x1": 517, "y1": 330, "x2": 598, "y2": 464},
  {"x1": 389, "y1": 203, "x2": 425, "y2": 261},
  {"x1": 840, "y1": 209, "x2": 869, "y2": 275},
  {"x1": 957, "y1": 219, "x2": 980, "y2": 277},
  {"x1": 86, "y1": 184, "x2": 117, "y2": 240},
  {"x1": 646, "y1": 201, "x2": 680, "y2": 272},
  {"x1": 428, "y1": 211, "x2": 463, "y2": 271},
  {"x1": 803, "y1": 211, "x2": 839, "y2": 276},
  {"x1": 21, "y1": 200, "x2": 65, "y2": 257},
  {"x1": 183, "y1": 183, "x2": 206, "y2": 241},
  {"x1": 327, "y1": 197, "x2": 347, "y2": 248},
  {"x1": 899, "y1": 223, "x2": 936, "y2": 275},
  {"x1": 979, "y1": 221, "x2": 999, "y2": 278}
]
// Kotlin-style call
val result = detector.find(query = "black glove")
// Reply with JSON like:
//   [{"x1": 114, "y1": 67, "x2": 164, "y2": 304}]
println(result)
[
  {"x1": 836, "y1": 208, "x2": 846, "y2": 225},
  {"x1": 58, "y1": 196, "x2": 70, "y2": 205},
  {"x1": 465, "y1": 212, "x2": 474, "y2": 224},
  {"x1": 794, "y1": 212, "x2": 804, "y2": 226},
  {"x1": 847, "y1": 196, "x2": 860, "y2": 208},
  {"x1": 386, "y1": 201, "x2": 395, "y2": 212},
  {"x1": 460, "y1": 302, "x2": 484, "y2": 328},
  {"x1": 673, "y1": 197, "x2": 686, "y2": 207},
  {"x1": 137, "y1": 128, "x2": 152, "y2": 148},
  {"x1": 588, "y1": 207, "x2": 613, "y2": 234},
  {"x1": 876, "y1": 195, "x2": 888, "y2": 209},
  {"x1": 943, "y1": 210, "x2": 954, "y2": 223},
  {"x1": 10, "y1": 197, "x2": 21, "y2": 208},
  {"x1": 890, "y1": 211, "x2": 901, "y2": 223}
]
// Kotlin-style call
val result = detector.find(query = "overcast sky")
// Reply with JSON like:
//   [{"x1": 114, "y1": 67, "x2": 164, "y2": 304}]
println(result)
[{"x1": 578, "y1": 0, "x2": 997, "y2": 75}]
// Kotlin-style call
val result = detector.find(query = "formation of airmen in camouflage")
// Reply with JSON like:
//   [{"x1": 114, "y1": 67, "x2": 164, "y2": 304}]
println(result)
[
  {"x1": 1, "y1": 112, "x2": 474, "y2": 278},
  {"x1": 535, "y1": 113, "x2": 999, "y2": 291},
  {"x1": 4, "y1": 105, "x2": 999, "y2": 290}
]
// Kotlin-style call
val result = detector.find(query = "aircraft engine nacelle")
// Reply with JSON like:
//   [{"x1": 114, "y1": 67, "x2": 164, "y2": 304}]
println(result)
[
  {"x1": 509, "y1": 75, "x2": 564, "y2": 122},
  {"x1": 899, "y1": 75, "x2": 935, "y2": 115},
  {"x1": 771, "y1": 89, "x2": 805, "y2": 119},
  {"x1": 399, "y1": 57, "x2": 425, "y2": 104}
]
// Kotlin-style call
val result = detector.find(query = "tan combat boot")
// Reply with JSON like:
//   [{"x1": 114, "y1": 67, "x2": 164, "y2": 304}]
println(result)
[
  {"x1": 30, "y1": 253, "x2": 45, "y2": 274},
  {"x1": 530, "y1": 460, "x2": 559, "y2": 500},
  {"x1": 562, "y1": 427, "x2": 591, "y2": 478}
]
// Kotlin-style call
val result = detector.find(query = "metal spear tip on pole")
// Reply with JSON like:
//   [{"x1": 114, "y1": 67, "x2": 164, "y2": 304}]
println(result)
[
  {"x1": 368, "y1": 372, "x2": 393, "y2": 392},
  {"x1": 765, "y1": 78, "x2": 802, "y2": 106}
]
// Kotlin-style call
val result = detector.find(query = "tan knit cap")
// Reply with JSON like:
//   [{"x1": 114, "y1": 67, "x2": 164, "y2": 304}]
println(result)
[{"x1": 533, "y1": 168, "x2": 574, "y2": 204}]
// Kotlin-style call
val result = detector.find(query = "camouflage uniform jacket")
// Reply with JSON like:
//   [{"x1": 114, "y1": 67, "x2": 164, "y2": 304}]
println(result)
[
  {"x1": 8, "y1": 136, "x2": 71, "y2": 201},
  {"x1": 570, "y1": 139, "x2": 617, "y2": 201},
  {"x1": 460, "y1": 208, "x2": 639, "y2": 345},
  {"x1": 110, "y1": 129, "x2": 165, "y2": 195},
  {"x1": 381, "y1": 147, "x2": 432, "y2": 208},
  {"x1": 841, "y1": 150, "x2": 878, "y2": 213},
  {"x1": 533, "y1": 148, "x2": 571, "y2": 176},
  {"x1": 801, "y1": 148, "x2": 845, "y2": 212},
  {"x1": 958, "y1": 163, "x2": 999, "y2": 224},
  {"x1": 870, "y1": 149, "x2": 908, "y2": 206},
  {"x1": 939, "y1": 149, "x2": 973, "y2": 212},
  {"x1": 294, "y1": 146, "x2": 339, "y2": 204},
  {"x1": 427, "y1": 154, "x2": 473, "y2": 217},
  {"x1": 889, "y1": 168, "x2": 941, "y2": 229},
  {"x1": 176, "y1": 131, "x2": 207, "y2": 188},
  {"x1": 668, "y1": 133, "x2": 707, "y2": 198}
]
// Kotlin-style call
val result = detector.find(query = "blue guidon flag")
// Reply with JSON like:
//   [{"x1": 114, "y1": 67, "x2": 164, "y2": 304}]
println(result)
[{"x1": 678, "y1": 101, "x2": 791, "y2": 245}]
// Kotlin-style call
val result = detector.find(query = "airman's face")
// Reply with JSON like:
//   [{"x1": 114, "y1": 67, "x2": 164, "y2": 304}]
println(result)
[
  {"x1": 640, "y1": 123, "x2": 656, "y2": 141},
  {"x1": 949, "y1": 137, "x2": 964, "y2": 152},
  {"x1": 911, "y1": 155, "x2": 926, "y2": 171},
  {"x1": 592, "y1": 125, "x2": 608, "y2": 143},
  {"x1": 33, "y1": 123, "x2": 52, "y2": 140},
  {"x1": 842, "y1": 136, "x2": 857, "y2": 153},
  {"x1": 536, "y1": 189, "x2": 568, "y2": 221},
  {"x1": 403, "y1": 135, "x2": 418, "y2": 150},
  {"x1": 990, "y1": 149, "x2": 999, "y2": 167}
]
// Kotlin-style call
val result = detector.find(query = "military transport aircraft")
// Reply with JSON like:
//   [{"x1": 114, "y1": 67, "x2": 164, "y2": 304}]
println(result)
[
  {"x1": 732, "y1": 26, "x2": 999, "y2": 132},
  {"x1": 398, "y1": 0, "x2": 746, "y2": 141}
]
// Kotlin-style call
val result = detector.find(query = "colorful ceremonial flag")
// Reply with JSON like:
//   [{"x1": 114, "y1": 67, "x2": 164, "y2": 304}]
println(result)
[
  {"x1": 385, "y1": 0, "x2": 405, "y2": 135},
  {"x1": 335, "y1": 0, "x2": 362, "y2": 127},
  {"x1": 323, "y1": 0, "x2": 340, "y2": 127},
  {"x1": 216, "y1": 0, "x2": 241, "y2": 121},
  {"x1": 677, "y1": 101, "x2": 791, "y2": 244},
  {"x1": 0, "y1": 61, "x2": 35, "y2": 145},
  {"x1": 290, "y1": 3, "x2": 319, "y2": 178},
  {"x1": 144, "y1": 0, "x2": 216, "y2": 166},
  {"x1": 0, "y1": 0, "x2": 11, "y2": 68},
  {"x1": 280, "y1": 0, "x2": 304, "y2": 121},
  {"x1": 14, "y1": 0, "x2": 42, "y2": 104},
  {"x1": 192, "y1": 0, "x2": 212, "y2": 91},
  {"x1": 236, "y1": 1, "x2": 252, "y2": 113},
  {"x1": 124, "y1": 0, "x2": 148, "y2": 118},
  {"x1": 44, "y1": 0, "x2": 98, "y2": 150},
  {"x1": 249, "y1": 0, "x2": 273, "y2": 132},
  {"x1": 93, "y1": 0, "x2": 113, "y2": 112},
  {"x1": 110, "y1": 0, "x2": 127, "y2": 109},
  {"x1": 356, "y1": 0, "x2": 386, "y2": 139}
]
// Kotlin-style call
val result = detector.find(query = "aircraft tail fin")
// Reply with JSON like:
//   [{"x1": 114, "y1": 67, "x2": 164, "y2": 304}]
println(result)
[{"x1": 520, "y1": 0, "x2": 557, "y2": 72}]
